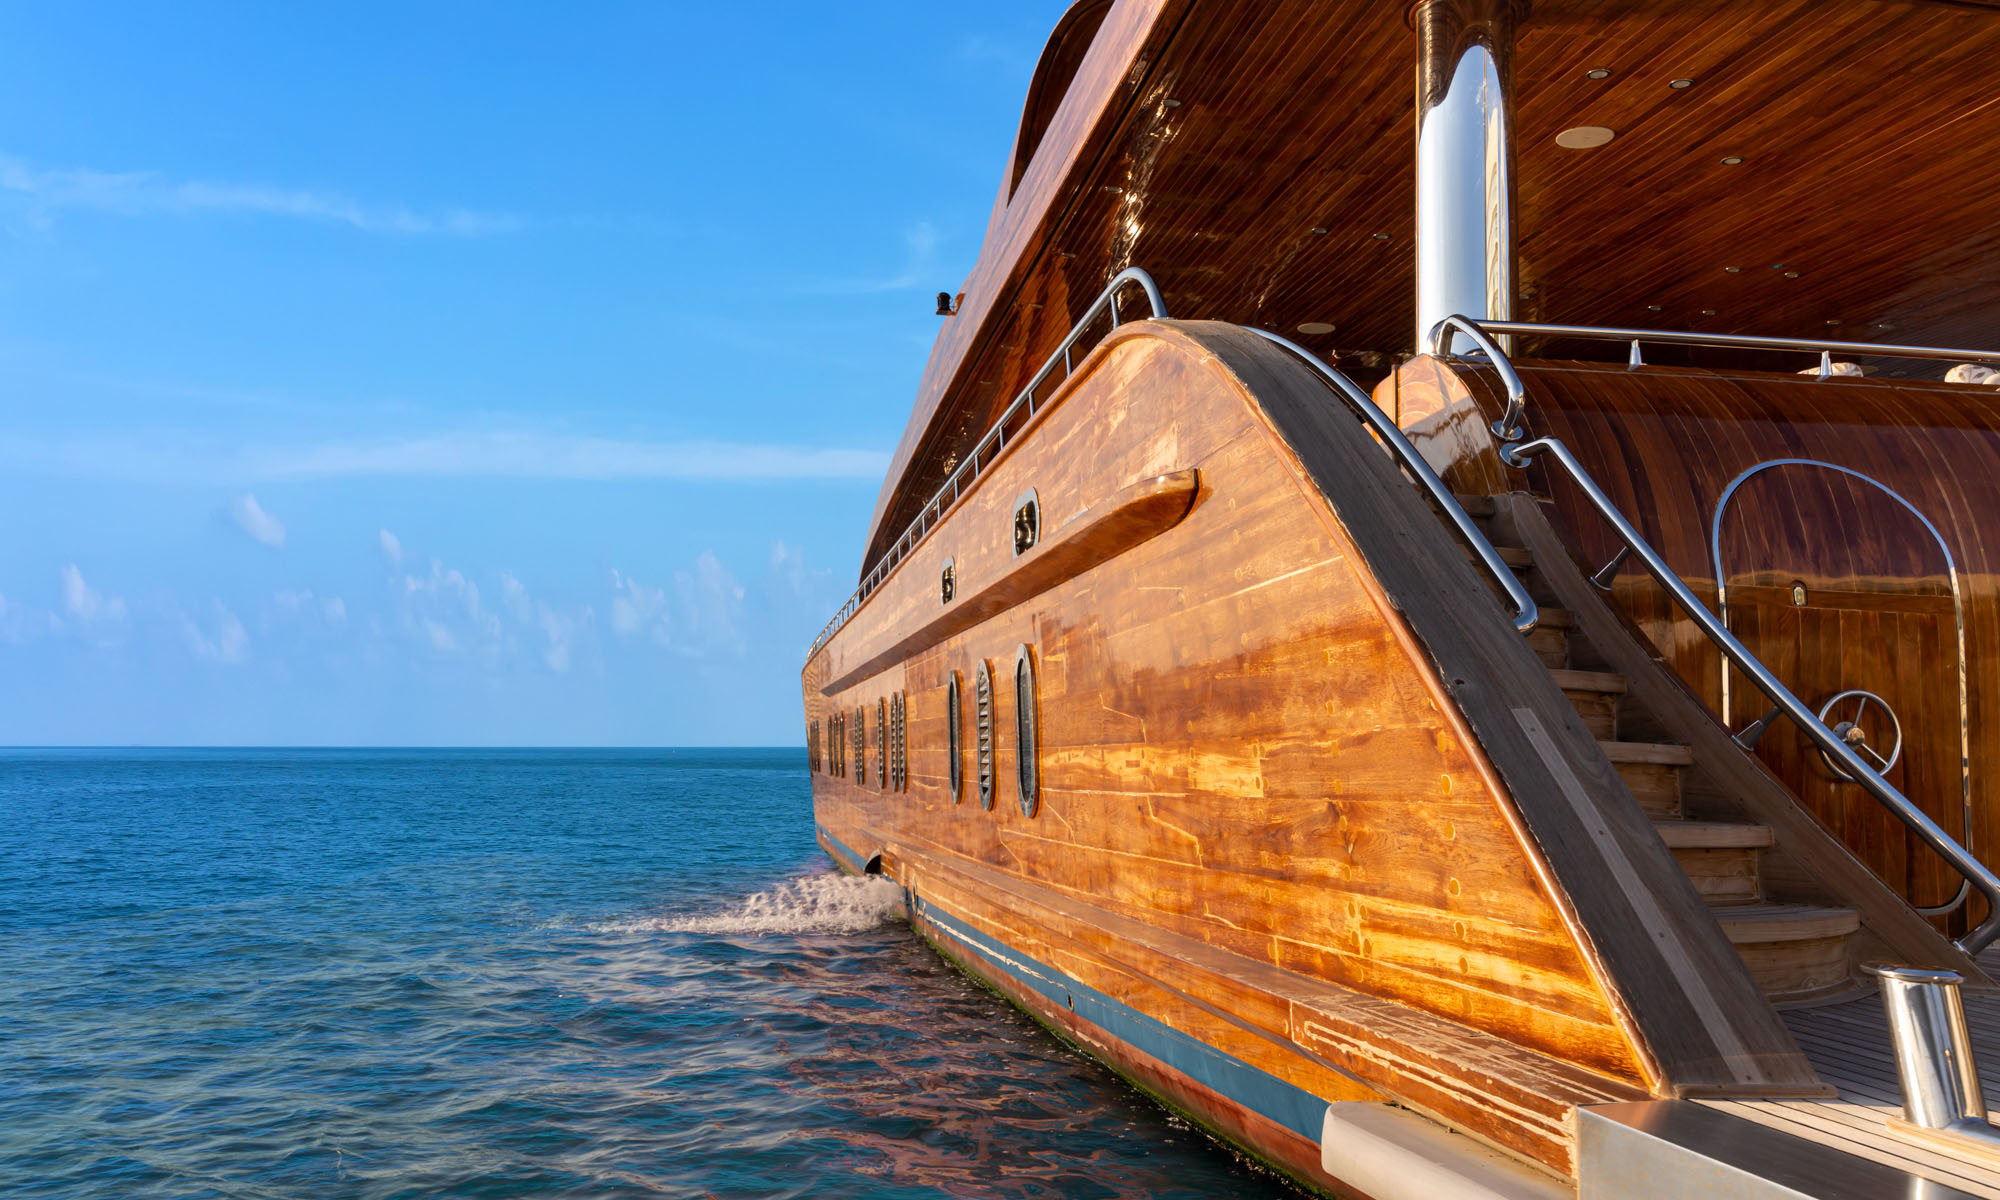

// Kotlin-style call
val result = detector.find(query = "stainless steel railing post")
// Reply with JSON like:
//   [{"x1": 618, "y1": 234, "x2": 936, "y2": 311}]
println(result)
[{"x1": 1868, "y1": 964, "x2": 2000, "y2": 1150}]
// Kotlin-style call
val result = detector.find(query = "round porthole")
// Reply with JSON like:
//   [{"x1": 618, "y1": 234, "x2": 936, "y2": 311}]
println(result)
[
  {"x1": 1012, "y1": 489, "x2": 1040, "y2": 557},
  {"x1": 1014, "y1": 645, "x2": 1039, "y2": 817},
  {"x1": 946, "y1": 671, "x2": 964, "y2": 804},
  {"x1": 975, "y1": 660, "x2": 996, "y2": 810}
]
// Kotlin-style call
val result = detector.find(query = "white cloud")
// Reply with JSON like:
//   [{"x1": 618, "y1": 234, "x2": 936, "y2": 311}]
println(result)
[
  {"x1": 249, "y1": 432, "x2": 888, "y2": 482},
  {"x1": 422, "y1": 619, "x2": 458, "y2": 653},
  {"x1": 181, "y1": 602, "x2": 248, "y2": 664},
  {"x1": 228, "y1": 493, "x2": 286, "y2": 548},
  {"x1": 0, "y1": 430, "x2": 889, "y2": 484},
  {"x1": 799, "y1": 220, "x2": 940, "y2": 295},
  {"x1": 274, "y1": 588, "x2": 345, "y2": 626},
  {"x1": 60, "y1": 564, "x2": 125, "y2": 623},
  {"x1": 607, "y1": 553, "x2": 747, "y2": 658},
  {"x1": 378, "y1": 529, "x2": 403, "y2": 564},
  {"x1": 0, "y1": 153, "x2": 522, "y2": 236}
]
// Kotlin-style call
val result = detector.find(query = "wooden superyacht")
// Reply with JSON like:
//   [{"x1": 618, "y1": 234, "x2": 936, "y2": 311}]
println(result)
[{"x1": 802, "y1": 2, "x2": 2000, "y2": 1194}]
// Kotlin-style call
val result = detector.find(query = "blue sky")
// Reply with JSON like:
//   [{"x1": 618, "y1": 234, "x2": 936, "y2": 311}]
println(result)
[{"x1": 0, "y1": 2, "x2": 1070, "y2": 745}]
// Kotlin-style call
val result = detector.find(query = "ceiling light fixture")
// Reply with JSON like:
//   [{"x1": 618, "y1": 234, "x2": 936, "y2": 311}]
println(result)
[
  {"x1": 1310, "y1": 227, "x2": 1328, "y2": 235},
  {"x1": 1297, "y1": 322, "x2": 1336, "y2": 335},
  {"x1": 1669, "y1": 77, "x2": 1695, "y2": 89},
  {"x1": 1556, "y1": 125, "x2": 1616, "y2": 149},
  {"x1": 1371, "y1": 232, "x2": 1391, "y2": 240},
  {"x1": 1163, "y1": 98, "x2": 1183, "y2": 109},
  {"x1": 1724, "y1": 266, "x2": 1742, "y2": 274},
  {"x1": 1721, "y1": 155, "x2": 1745, "y2": 165},
  {"x1": 1586, "y1": 67, "x2": 1612, "y2": 80}
]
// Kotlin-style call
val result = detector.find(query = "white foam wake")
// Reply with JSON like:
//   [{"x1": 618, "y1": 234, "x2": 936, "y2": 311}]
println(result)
[{"x1": 598, "y1": 873, "x2": 904, "y2": 935}]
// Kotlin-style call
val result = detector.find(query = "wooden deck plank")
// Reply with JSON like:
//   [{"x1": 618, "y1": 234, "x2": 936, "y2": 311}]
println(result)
[{"x1": 1694, "y1": 960, "x2": 2000, "y2": 1193}]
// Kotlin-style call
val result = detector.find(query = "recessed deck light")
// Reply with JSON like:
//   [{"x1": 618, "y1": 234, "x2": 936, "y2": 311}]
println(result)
[
  {"x1": 1586, "y1": 68, "x2": 1612, "y2": 80},
  {"x1": 1725, "y1": 266, "x2": 1742, "y2": 273},
  {"x1": 1784, "y1": 271, "x2": 1800, "y2": 279},
  {"x1": 1702, "y1": 309, "x2": 1719, "y2": 316},
  {"x1": 1827, "y1": 319, "x2": 1841, "y2": 326},
  {"x1": 1310, "y1": 227, "x2": 1328, "y2": 235},
  {"x1": 1297, "y1": 322, "x2": 1337, "y2": 335},
  {"x1": 1647, "y1": 304, "x2": 1663, "y2": 312},
  {"x1": 1556, "y1": 125, "x2": 1616, "y2": 149},
  {"x1": 1371, "y1": 232, "x2": 1391, "y2": 240},
  {"x1": 1721, "y1": 155, "x2": 1745, "y2": 165},
  {"x1": 1669, "y1": 77, "x2": 1695, "y2": 89}
]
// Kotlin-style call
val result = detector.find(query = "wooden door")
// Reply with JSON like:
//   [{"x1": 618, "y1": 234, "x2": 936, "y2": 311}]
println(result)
[{"x1": 1715, "y1": 460, "x2": 1972, "y2": 929}]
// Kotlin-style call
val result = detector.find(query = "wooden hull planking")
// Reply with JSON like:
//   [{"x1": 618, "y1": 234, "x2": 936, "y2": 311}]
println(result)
[{"x1": 801, "y1": 323, "x2": 1865, "y2": 1184}]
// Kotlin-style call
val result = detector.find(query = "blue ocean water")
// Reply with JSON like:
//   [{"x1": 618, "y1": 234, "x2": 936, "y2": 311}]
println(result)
[{"x1": 0, "y1": 748, "x2": 1304, "y2": 1198}]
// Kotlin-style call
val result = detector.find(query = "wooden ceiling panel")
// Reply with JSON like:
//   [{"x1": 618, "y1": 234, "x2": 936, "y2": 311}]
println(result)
[{"x1": 863, "y1": 0, "x2": 2000, "y2": 570}]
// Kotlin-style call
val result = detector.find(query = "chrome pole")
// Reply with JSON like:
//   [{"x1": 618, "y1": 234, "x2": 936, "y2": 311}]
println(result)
[
  {"x1": 1868, "y1": 965, "x2": 2000, "y2": 1149},
  {"x1": 1413, "y1": 0, "x2": 1519, "y2": 354}
]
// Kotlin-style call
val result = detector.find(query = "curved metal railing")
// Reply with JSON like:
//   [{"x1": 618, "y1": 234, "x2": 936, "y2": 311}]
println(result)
[
  {"x1": 809, "y1": 267, "x2": 1168, "y2": 657},
  {"x1": 1429, "y1": 315, "x2": 2000, "y2": 446},
  {"x1": 1503, "y1": 433, "x2": 2000, "y2": 955},
  {"x1": 1249, "y1": 329, "x2": 1537, "y2": 635}
]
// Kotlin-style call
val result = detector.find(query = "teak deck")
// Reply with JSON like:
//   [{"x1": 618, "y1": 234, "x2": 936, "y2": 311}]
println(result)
[{"x1": 1699, "y1": 945, "x2": 2000, "y2": 1198}]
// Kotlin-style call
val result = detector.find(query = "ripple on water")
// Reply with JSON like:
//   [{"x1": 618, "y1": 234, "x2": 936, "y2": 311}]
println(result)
[{"x1": 0, "y1": 749, "x2": 1305, "y2": 1199}]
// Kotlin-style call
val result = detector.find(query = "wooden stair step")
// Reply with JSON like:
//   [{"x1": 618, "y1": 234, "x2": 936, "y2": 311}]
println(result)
[
  {"x1": 1657, "y1": 821, "x2": 1772, "y2": 906},
  {"x1": 1553, "y1": 668, "x2": 1626, "y2": 739},
  {"x1": 1653, "y1": 821, "x2": 1774, "y2": 850},
  {"x1": 1551, "y1": 669, "x2": 1627, "y2": 695},
  {"x1": 1716, "y1": 904, "x2": 1858, "y2": 944},
  {"x1": 1453, "y1": 494, "x2": 1498, "y2": 517},
  {"x1": 1527, "y1": 607, "x2": 1575, "y2": 669},
  {"x1": 1715, "y1": 904, "x2": 1861, "y2": 1001},
  {"x1": 1497, "y1": 545, "x2": 1534, "y2": 570},
  {"x1": 1600, "y1": 740, "x2": 1692, "y2": 818},
  {"x1": 1598, "y1": 740, "x2": 1692, "y2": 767}
]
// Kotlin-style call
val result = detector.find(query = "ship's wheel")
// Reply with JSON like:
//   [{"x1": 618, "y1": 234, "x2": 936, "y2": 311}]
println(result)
[{"x1": 1816, "y1": 689, "x2": 1903, "y2": 781}]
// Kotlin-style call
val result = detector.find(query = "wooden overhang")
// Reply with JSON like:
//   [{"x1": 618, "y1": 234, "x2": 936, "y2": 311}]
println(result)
[{"x1": 861, "y1": 0, "x2": 2000, "y2": 575}]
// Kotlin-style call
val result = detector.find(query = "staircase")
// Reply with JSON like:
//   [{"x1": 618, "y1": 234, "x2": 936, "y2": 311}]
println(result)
[{"x1": 1459, "y1": 496, "x2": 1862, "y2": 1003}]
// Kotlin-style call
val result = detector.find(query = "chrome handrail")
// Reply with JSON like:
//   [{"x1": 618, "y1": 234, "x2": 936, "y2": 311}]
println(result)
[
  {"x1": 808, "y1": 267, "x2": 1168, "y2": 656},
  {"x1": 1429, "y1": 315, "x2": 2000, "y2": 442},
  {"x1": 1504, "y1": 433, "x2": 2000, "y2": 955},
  {"x1": 1429, "y1": 315, "x2": 1529, "y2": 441},
  {"x1": 1250, "y1": 330, "x2": 1537, "y2": 635}
]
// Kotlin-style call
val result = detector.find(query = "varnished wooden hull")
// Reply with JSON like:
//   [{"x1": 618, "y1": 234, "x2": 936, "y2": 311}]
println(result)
[{"x1": 800, "y1": 322, "x2": 1879, "y2": 1189}]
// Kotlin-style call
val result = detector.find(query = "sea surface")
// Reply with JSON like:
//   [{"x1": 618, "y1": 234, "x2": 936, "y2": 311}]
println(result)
[{"x1": 0, "y1": 748, "x2": 1305, "y2": 1199}]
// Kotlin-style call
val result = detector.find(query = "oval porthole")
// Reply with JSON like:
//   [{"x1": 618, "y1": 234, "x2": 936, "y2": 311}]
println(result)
[
  {"x1": 1014, "y1": 645, "x2": 1039, "y2": 817},
  {"x1": 941, "y1": 558, "x2": 956, "y2": 605},
  {"x1": 1013, "y1": 489, "x2": 1040, "y2": 557},
  {"x1": 891, "y1": 691, "x2": 906, "y2": 791},
  {"x1": 852, "y1": 706, "x2": 866, "y2": 786},
  {"x1": 946, "y1": 672, "x2": 964, "y2": 804},
  {"x1": 975, "y1": 661, "x2": 996, "y2": 810}
]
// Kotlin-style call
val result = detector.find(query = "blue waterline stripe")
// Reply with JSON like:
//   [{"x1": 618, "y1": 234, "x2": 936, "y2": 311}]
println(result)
[
  {"x1": 816, "y1": 824, "x2": 868, "y2": 875},
  {"x1": 812, "y1": 822, "x2": 1327, "y2": 1143},
  {"x1": 911, "y1": 893, "x2": 1330, "y2": 1144}
]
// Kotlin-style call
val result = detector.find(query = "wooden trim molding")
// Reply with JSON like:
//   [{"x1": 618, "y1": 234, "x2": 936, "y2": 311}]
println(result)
[{"x1": 821, "y1": 469, "x2": 1198, "y2": 695}]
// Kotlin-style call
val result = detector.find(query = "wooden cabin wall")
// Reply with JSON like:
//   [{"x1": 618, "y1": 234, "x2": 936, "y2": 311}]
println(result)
[
  {"x1": 810, "y1": 325, "x2": 1652, "y2": 1086},
  {"x1": 1393, "y1": 356, "x2": 2000, "y2": 933}
]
